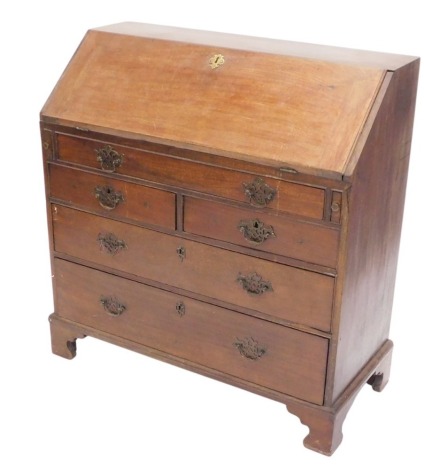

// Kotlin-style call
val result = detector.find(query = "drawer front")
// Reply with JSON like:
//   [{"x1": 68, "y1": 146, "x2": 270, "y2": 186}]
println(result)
[
  {"x1": 184, "y1": 197, "x2": 339, "y2": 268},
  {"x1": 56, "y1": 133, "x2": 325, "y2": 219},
  {"x1": 49, "y1": 164, "x2": 176, "y2": 230},
  {"x1": 55, "y1": 258, "x2": 328, "y2": 405},
  {"x1": 53, "y1": 206, "x2": 334, "y2": 331}
]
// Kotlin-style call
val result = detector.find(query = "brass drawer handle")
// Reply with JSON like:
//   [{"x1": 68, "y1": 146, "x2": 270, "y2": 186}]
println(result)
[
  {"x1": 237, "y1": 272, "x2": 273, "y2": 295},
  {"x1": 97, "y1": 232, "x2": 127, "y2": 255},
  {"x1": 176, "y1": 301, "x2": 185, "y2": 317},
  {"x1": 95, "y1": 185, "x2": 124, "y2": 210},
  {"x1": 243, "y1": 177, "x2": 276, "y2": 207},
  {"x1": 238, "y1": 218, "x2": 275, "y2": 244},
  {"x1": 234, "y1": 337, "x2": 266, "y2": 360},
  {"x1": 100, "y1": 295, "x2": 126, "y2": 317},
  {"x1": 95, "y1": 145, "x2": 124, "y2": 172}
]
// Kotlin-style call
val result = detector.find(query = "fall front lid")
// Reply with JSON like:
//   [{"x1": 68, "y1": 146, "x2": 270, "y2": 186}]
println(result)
[{"x1": 41, "y1": 22, "x2": 388, "y2": 177}]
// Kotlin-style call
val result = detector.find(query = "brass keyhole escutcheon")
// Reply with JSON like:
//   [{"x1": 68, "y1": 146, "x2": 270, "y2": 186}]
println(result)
[
  {"x1": 209, "y1": 54, "x2": 225, "y2": 69},
  {"x1": 175, "y1": 301, "x2": 186, "y2": 317},
  {"x1": 176, "y1": 246, "x2": 186, "y2": 262}
]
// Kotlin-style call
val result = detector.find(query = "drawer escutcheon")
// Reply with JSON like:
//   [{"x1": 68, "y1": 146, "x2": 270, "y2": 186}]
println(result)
[
  {"x1": 243, "y1": 177, "x2": 276, "y2": 207},
  {"x1": 234, "y1": 337, "x2": 266, "y2": 360},
  {"x1": 175, "y1": 301, "x2": 186, "y2": 317},
  {"x1": 238, "y1": 218, "x2": 275, "y2": 244},
  {"x1": 237, "y1": 272, "x2": 273, "y2": 295},
  {"x1": 209, "y1": 54, "x2": 225, "y2": 69},
  {"x1": 176, "y1": 246, "x2": 186, "y2": 262},
  {"x1": 95, "y1": 185, "x2": 124, "y2": 210}
]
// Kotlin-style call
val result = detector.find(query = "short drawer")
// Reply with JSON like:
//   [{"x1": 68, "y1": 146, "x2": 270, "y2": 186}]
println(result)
[
  {"x1": 53, "y1": 206, "x2": 334, "y2": 331},
  {"x1": 49, "y1": 164, "x2": 175, "y2": 230},
  {"x1": 184, "y1": 197, "x2": 339, "y2": 268},
  {"x1": 54, "y1": 258, "x2": 328, "y2": 405},
  {"x1": 56, "y1": 133, "x2": 325, "y2": 220}
]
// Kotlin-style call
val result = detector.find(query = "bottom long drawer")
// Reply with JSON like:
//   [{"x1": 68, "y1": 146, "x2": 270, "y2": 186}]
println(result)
[{"x1": 54, "y1": 258, "x2": 328, "y2": 405}]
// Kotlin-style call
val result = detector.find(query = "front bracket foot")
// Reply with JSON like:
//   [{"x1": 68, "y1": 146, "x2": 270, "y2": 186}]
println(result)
[
  {"x1": 49, "y1": 314, "x2": 86, "y2": 359},
  {"x1": 286, "y1": 397, "x2": 354, "y2": 456},
  {"x1": 287, "y1": 340, "x2": 393, "y2": 455}
]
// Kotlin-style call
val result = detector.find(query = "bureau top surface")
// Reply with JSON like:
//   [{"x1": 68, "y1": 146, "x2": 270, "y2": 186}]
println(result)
[{"x1": 41, "y1": 22, "x2": 416, "y2": 178}]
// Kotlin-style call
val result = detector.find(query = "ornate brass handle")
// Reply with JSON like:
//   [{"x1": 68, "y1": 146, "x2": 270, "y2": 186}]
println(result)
[
  {"x1": 95, "y1": 145, "x2": 124, "y2": 172},
  {"x1": 97, "y1": 232, "x2": 127, "y2": 255},
  {"x1": 243, "y1": 177, "x2": 276, "y2": 207},
  {"x1": 233, "y1": 337, "x2": 266, "y2": 360},
  {"x1": 238, "y1": 219, "x2": 275, "y2": 244},
  {"x1": 95, "y1": 185, "x2": 124, "y2": 210},
  {"x1": 237, "y1": 272, "x2": 273, "y2": 295},
  {"x1": 100, "y1": 295, "x2": 126, "y2": 317}
]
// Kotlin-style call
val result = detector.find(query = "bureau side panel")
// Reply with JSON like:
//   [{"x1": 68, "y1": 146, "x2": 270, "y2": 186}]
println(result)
[
  {"x1": 40, "y1": 125, "x2": 57, "y2": 306},
  {"x1": 331, "y1": 60, "x2": 419, "y2": 402}
]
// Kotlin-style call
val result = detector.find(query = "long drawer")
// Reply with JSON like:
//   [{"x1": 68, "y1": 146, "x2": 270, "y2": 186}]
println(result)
[
  {"x1": 52, "y1": 205, "x2": 334, "y2": 331},
  {"x1": 49, "y1": 164, "x2": 176, "y2": 230},
  {"x1": 54, "y1": 258, "x2": 328, "y2": 405},
  {"x1": 55, "y1": 133, "x2": 325, "y2": 220}
]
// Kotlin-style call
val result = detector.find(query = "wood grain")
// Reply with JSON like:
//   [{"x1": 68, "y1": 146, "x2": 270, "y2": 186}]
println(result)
[
  {"x1": 49, "y1": 124, "x2": 351, "y2": 191},
  {"x1": 184, "y1": 197, "x2": 339, "y2": 267},
  {"x1": 329, "y1": 59, "x2": 419, "y2": 402},
  {"x1": 54, "y1": 258, "x2": 328, "y2": 405},
  {"x1": 49, "y1": 164, "x2": 176, "y2": 230},
  {"x1": 52, "y1": 205, "x2": 334, "y2": 331},
  {"x1": 40, "y1": 24, "x2": 420, "y2": 455},
  {"x1": 95, "y1": 22, "x2": 416, "y2": 70},
  {"x1": 56, "y1": 133, "x2": 326, "y2": 219},
  {"x1": 41, "y1": 26, "x2": 385, "y2": 177}
]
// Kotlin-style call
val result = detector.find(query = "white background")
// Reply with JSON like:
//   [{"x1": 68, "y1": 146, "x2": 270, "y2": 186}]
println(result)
[{"x1": 1, "y1": 1, "x2": 423, "y2": 468}]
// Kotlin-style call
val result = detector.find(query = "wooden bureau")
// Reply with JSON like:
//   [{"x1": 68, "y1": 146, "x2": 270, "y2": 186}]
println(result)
[{"x1": 40, "y1": 22, "x2": 419, "y2": 455}]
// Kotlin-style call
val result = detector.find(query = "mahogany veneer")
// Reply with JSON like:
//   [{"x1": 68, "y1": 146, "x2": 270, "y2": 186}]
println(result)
[{"x1": 41, "y1": 22, "x2": 419, "y2": 455}]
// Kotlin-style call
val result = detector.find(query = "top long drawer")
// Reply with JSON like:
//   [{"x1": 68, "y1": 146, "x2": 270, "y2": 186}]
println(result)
[{"x1": 56, "y1": 133, "x2": 325, "y2": 220}]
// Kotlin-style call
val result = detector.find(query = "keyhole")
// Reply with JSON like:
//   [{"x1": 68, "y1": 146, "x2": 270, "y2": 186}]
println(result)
[
  {"x1": 176, "y1": 246, "x2": 186, "y2": 262},
  {"x1": 176, "y1": 301, "x2": 185, "y2": 317},
  {"x1": 209, "y1": 54, "x2": 225, "y2": 69}
]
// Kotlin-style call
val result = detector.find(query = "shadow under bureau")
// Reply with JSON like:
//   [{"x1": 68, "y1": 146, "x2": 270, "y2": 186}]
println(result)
[{"x1": 40, "y1": 22, "x2": 419, "y2": 455}]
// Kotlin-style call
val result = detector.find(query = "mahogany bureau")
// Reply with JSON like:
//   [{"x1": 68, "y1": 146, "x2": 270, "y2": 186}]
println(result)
[{"x1": 40, "y1": 22, "x2": 419, "y2": 455}]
